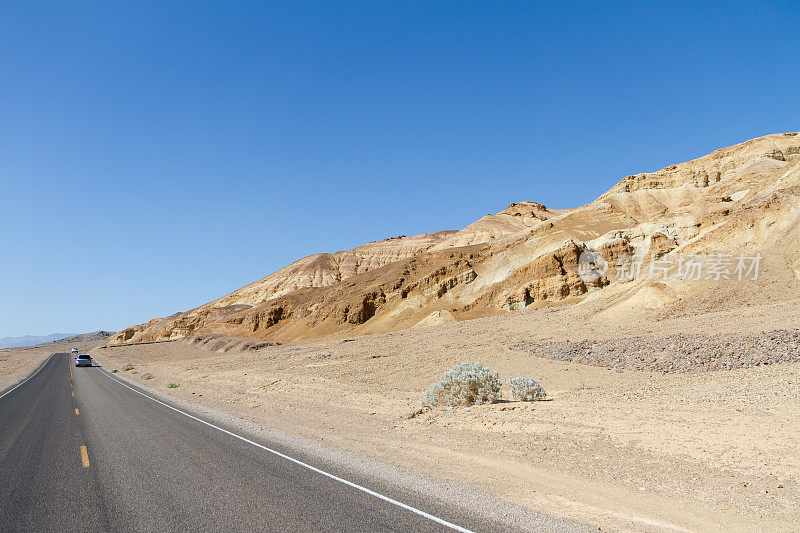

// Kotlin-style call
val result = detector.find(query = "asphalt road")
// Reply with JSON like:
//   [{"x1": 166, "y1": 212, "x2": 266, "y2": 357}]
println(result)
[{"x1": 0, "y1": 353, "x2": 522, "y2": 532}]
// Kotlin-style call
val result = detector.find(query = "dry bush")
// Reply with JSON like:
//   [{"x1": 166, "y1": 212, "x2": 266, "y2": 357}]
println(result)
[
  {"x1": 508, "y1": 376, "x2": 546, "y2": 401},
  {"x1": 424, "y1": 362, "x2": 502, "y2": 407}
]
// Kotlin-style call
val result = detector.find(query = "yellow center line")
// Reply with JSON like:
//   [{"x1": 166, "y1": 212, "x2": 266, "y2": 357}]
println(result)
[
  {"x1": 80, "y1": 446, "x2": 90, "y2": 468},
  {"x1": 74, "y1": 408, "x2": 79, "y2": 415}
]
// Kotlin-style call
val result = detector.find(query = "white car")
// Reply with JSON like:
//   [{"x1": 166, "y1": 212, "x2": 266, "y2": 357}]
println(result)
[
  {"x1": 71, "y1": 348, "x2": 78, "y2": 354},
  {"x1": 75, "y1": 354, "x2": 93, "y2": 367}
]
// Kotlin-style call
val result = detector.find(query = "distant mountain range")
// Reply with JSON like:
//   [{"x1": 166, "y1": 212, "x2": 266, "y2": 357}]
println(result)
[
  {"x1": 0, "y1": 333, "x2": 75, "y2": 349},
  {"x1": 0, "y1": 331, "x2": 116, "y2": 349}
]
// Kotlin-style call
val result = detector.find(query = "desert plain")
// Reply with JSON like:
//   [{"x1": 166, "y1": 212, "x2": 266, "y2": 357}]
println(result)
[{"x1": 88, "y1": 297, "x2": 800, "y2": 532}]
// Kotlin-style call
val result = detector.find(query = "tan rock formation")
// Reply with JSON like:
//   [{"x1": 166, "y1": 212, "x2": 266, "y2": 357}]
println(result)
[{"x1": 112, "y1": 132, "x2": 800, "y2": 344}]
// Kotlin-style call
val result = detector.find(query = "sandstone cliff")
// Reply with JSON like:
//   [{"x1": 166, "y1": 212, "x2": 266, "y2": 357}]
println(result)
[{"x1": 113, "y1": 132, "x2": 800, "y2": 344}]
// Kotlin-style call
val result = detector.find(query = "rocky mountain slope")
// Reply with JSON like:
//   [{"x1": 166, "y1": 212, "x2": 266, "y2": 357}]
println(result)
[{"x1": 113, "y1": 132, "x2": 800, "y2": 344}]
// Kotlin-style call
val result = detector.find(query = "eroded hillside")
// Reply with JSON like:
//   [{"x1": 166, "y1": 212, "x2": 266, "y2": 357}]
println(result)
[{"x1": 114, "y1": 132, "x2": 800, "y2": 344}]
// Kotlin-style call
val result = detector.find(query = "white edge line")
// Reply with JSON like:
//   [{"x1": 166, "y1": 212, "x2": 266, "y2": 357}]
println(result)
[
  {"x1": 0, "y1": 353, "x2": 56, "y2": 401},
  {"x1": 101, "y1": 370, "x2": 475, "y2": 533}
]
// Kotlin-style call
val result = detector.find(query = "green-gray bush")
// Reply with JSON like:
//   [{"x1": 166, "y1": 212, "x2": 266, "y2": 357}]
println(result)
[
  {"x1": 424, "y1": 362, "x2": 502, "y2": 407},
  {"x1": 508, "y1": 377, "x2": 546, "y2": 401},
  {"x1": 121, "y1": 364, "x2": 134, "y2": 371},
  {"x1": 166, "y1": 383, "x2": 179, "y2": 389},
  {"x1": 141, "y1": 373, "x2": 154, "y2": 380}
]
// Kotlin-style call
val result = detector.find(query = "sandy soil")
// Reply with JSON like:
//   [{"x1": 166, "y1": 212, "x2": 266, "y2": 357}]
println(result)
[
  {"x1": 92, "y1": 300, "x2": 800, "y2": 532},
  {"x1": 0, "y1": 346, "x2": 52, "y2": 393}
]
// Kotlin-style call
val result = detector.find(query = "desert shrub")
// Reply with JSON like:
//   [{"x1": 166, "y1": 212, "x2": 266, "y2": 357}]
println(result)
[
  {"x1": 111, "y1": 369, "x2": 118, "y2": 373},
  {"x1": 121, "y1": 364, "x2": 134, "y2": 371},
  {"x1": 141, "y1": 373, "x2": 154, "y2": 380},
  {"x1": 508, "y1": 377, "x2": 547, "y2": 401},
  {"x1": 424, "y1": 362, "x2": 502, "y2": 407},
  {"x1": 166, "y1": 383, "x2": 179, "y2": 389}
]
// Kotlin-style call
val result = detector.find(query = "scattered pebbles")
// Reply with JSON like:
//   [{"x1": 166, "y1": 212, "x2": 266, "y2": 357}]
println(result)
[{"x1": 510, "y1": 329, "x2": 800, "y2": 373}]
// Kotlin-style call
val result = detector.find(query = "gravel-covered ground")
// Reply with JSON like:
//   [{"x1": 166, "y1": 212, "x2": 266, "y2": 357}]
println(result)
[{"x1": 510, "y1": 329, "x2": 800, "y2": 373}]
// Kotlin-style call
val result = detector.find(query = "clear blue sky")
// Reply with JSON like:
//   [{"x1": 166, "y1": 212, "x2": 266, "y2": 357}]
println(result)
[{"x1": 1, "y1": 1, "x2": 798, "y2": 337}]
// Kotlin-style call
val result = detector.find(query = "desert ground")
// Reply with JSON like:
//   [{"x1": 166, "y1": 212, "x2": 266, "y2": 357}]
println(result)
[
  {"x1": 90, "y1": 299, "x2": 800, "y2": 532},
  {"x1": 0, "y1": 346, "x2": 52, "y2": 393}
]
